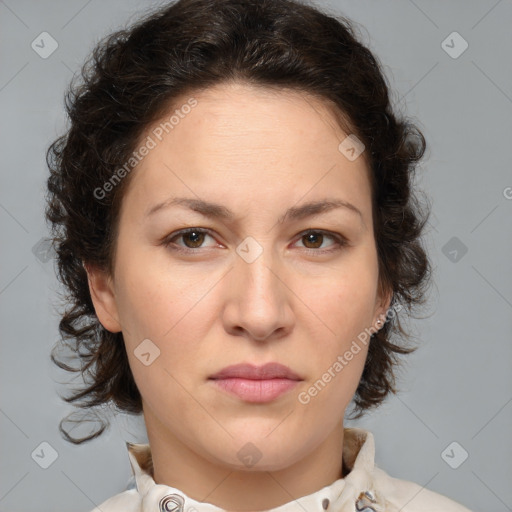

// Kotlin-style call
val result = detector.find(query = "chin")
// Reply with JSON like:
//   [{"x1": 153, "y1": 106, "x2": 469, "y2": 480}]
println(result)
[{"x1": 205, "y1": 430, "x2": 308, "y2": 472}]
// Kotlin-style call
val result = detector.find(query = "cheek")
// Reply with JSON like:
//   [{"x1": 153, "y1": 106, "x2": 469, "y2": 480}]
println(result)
[
  {"x1": 113, "y1": 245, "x2": 196, "y2": 339},
  {"x1": 300, "y1": 262, "x2": 378, "y2": 335},
  {"x1": 113, "y1": 250, "x2": 216, "y2": 384},
  {"x1": 295, "y1": 259, "x2": 377, "y2": 381}
]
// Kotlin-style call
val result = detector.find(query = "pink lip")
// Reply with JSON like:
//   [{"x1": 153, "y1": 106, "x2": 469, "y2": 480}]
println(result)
[
  {"x1": 209, "y1": 362, "x2": 302, "y2": 380},
  {"x1": 208, "y1": 363, "x2": 302, "y2": 403}
]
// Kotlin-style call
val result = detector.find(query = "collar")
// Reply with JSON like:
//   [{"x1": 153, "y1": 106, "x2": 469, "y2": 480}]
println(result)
[{"x1": 125, "y1": 427, "x2": 386, "y2": 512}]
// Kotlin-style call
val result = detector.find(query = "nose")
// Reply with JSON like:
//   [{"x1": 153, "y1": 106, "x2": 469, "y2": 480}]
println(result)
[{"x1": 221, "y1": 245, "x2": 294, "y2": 343}]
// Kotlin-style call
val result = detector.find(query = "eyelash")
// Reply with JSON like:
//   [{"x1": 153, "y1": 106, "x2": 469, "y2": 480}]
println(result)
[{"x1": 162, "y1": 228, "x2": 348, "y2": 255}]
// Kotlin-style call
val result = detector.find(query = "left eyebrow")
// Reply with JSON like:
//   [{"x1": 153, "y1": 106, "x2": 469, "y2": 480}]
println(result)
[
  {"x1": 279, "y1": 198, "x2": 365, "y2": 228},
  {"x1": 145, "y1": 196, "x2": 365, "y2": 229}
]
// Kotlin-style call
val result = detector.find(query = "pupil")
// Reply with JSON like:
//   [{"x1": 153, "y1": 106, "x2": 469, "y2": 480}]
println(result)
[
  {"x1": 305, "y1": 233, "x2": 322, "y2": 248},
  {"x1": 185, "y1": 231, "x2": 204, "y2": 248}
]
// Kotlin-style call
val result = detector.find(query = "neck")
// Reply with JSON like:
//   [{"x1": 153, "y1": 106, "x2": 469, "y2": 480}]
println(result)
[{"x1": 145, "y1": 408, "x2": 346, "y2": 511}]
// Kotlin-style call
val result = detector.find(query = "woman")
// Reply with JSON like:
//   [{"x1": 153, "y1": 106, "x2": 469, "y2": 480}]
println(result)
[{"x1": 45, "y1": 0, "x2": 472, "y2": 510}]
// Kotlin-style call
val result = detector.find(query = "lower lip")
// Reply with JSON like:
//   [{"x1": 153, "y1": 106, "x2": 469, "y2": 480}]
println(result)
[{"x1": 209, "y1": 378, "x2": 300, "y2": 403}]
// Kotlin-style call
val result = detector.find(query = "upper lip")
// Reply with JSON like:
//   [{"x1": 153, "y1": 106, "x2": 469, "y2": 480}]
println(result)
[{"x1": 209, "y1": 362, "x2": 302, "y2": 380}]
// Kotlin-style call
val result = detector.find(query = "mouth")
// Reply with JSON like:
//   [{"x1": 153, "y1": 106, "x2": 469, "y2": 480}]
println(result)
[{"x1": 208, "y1": 362, "x2": 303, "y2": 403}]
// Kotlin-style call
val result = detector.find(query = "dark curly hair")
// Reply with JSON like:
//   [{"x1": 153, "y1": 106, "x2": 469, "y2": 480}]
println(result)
[{"x1": 45, "y1": 0, "x2": 433, "y2": 444}]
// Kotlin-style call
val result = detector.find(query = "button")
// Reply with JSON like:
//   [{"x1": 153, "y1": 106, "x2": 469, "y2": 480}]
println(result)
[
  {"x1": 355, "y1": 490, "x2": 377, "y2": 512},
  {"x1": 322, "y1": 498, "x2": 330, "y2": 509},
  {"x1": 159, "y1": 493, "x2": 185, "y2": 512}
]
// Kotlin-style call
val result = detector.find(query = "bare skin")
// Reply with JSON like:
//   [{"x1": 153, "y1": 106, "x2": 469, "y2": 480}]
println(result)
[{"x1": 86, "y1": 81, "x2": 391, "y2": 511}]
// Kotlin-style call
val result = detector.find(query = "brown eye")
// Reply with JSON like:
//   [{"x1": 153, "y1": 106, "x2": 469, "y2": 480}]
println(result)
[
  {"x1": 302, "y1": 231, "x2": 324, "y2": 249},
  {"x1": 163, "y1": 228, "x2": 217, "y2": 251},
  {"x1": 181, "y1": 230, "x2": 206, "y2": 248},
  {"x1": 294, "y1": 229, "x2": 347, "y2": 253}
]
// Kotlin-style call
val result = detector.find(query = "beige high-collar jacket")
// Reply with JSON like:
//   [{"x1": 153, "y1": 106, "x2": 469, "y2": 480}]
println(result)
[{"x1": 90, "y1": 427, "x2": 472, "y2": 511}]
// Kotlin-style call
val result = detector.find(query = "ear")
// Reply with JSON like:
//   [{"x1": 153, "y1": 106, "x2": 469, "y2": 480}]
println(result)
[
  {"x1": 83, "y1": 262, "x2": 122, "y2": 333},
  {"x1": 372, "y1": 281, "x2": 394, "y2": 327}
]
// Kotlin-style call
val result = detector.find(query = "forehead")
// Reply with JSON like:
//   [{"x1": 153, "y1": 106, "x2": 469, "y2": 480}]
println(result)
[
  {"x1": 120, "y1": 81, "x2": 372, "y2": 223},
  {"x1": 173, "y1": 81, "x2": 354, "y2": 143}
]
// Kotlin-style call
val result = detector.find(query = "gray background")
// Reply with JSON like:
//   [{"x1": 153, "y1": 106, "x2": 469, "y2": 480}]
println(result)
[{"x1": 1, "y1": 0, "x2": 511, "y2": 511}]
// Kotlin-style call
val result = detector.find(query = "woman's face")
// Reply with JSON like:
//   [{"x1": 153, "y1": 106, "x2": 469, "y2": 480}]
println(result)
[{"x1": 88, "y1": 82, "x2": 391, "y2": 471}]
